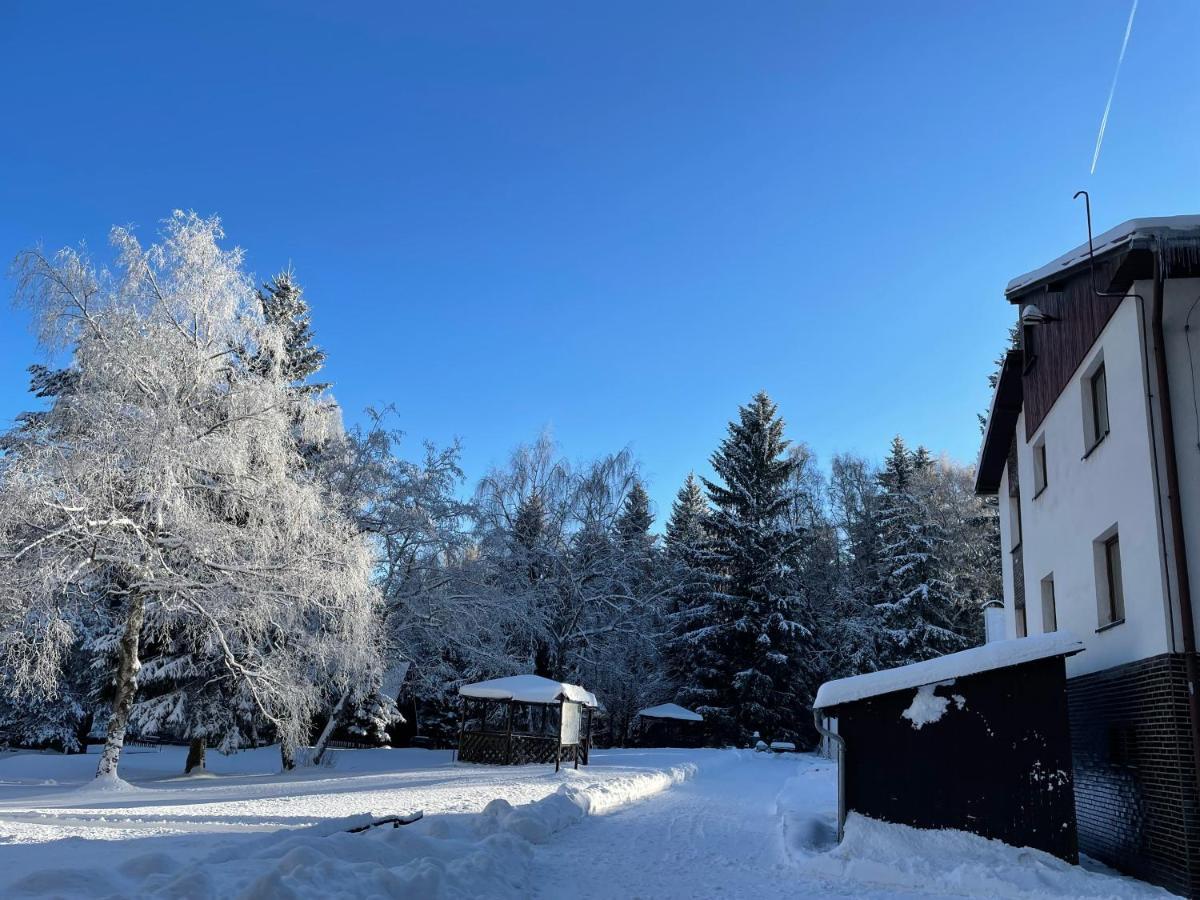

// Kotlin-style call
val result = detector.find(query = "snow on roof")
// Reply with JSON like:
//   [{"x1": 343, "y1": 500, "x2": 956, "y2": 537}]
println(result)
[
  {"x1": 459, "y1": 674, "x2": 598, "y2": 708},
  {"x1": 637, "y1": 703, "x2": 703, "y2": 722},
  {"x1": 813, "y1": 632, "x2": 1084, "y2": 710},
  {"x1": 1006, "y1": 215, "x2": 1200, "y2": 296}
]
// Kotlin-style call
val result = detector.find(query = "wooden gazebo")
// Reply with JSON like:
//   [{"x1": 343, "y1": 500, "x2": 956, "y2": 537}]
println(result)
[
  {"x1": 457, "y1": 675, "x2": 597, "y2": 769},
  {"x1": 635, "y1": 703, "x2": 704, "y2": 748}
]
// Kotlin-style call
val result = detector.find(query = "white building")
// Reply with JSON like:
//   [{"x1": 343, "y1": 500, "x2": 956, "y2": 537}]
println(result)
[{"x1": 976, "y1": 215, "x2": 1200, "y2": 897}]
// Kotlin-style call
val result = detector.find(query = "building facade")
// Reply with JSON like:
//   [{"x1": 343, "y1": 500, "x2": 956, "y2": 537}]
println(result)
[{"x1": 976, "y1": 216, "x2": 1200, "y2": 897}]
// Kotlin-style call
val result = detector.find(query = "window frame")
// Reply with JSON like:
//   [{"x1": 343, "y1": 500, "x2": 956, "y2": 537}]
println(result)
[
  {"x1": 1032, "y1": 437, "x2": 1048, "y2": 498},
  {"x1": 1095, "y1": 528, "x2": 1125, "y2": 630},
  {"x1": 1082, "y1": 360, "x2": 1111, "y2": 458},
  {"x1": 1041, "y1": 574, "x2": 1057, "y2": 633}
]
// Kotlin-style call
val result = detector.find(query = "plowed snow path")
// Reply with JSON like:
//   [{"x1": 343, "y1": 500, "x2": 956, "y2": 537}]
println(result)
[{"x1": 527, "y1": 753, "x2": 852, "y2": 899}]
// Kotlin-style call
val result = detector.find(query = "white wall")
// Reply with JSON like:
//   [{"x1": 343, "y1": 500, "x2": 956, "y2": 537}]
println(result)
[
  {"x1": 997, "y1": 465, "x2": 1017, "y2": 637},
  {"x1": 1163, "y1": 277, "x2": 1200, "y2": 647},
  {"x1": 1003, "y1": 295, "x2": 1173, "y2": 677}
]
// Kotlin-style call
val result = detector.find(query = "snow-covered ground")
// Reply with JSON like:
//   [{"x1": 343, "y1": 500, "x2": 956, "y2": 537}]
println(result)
[{"x1": 0, "y1": 745, "x2": 1172, "y2": 898}]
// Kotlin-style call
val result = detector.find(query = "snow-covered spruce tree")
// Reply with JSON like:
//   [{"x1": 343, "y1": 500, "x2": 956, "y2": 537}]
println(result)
[
  {"x1": 0, "y1": 213, "x2": 381, "y2": 781},
  {"x1": 663, "y1": 473, "x2": 719, "y2": 720},
  {"x1": 872, "y1": 436, "x2": 969, "y2": 668},
  {"x1": 699, "y1": 392, "x2": 813, "y2": 746},
  {"x1": 245, "y1": 269, "x2": 329, "y2": 393},
  {"x1": 616, "y1": 481, "x2": 653, "y2": 550}
]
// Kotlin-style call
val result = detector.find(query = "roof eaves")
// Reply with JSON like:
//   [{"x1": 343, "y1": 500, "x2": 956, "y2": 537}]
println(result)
[
  {"x1": 974, "y1": 349, "x2": 1023, "y2": 495},
  {"x1": 1005, "y1": 215, "x2": 1200, "y2": 300}
]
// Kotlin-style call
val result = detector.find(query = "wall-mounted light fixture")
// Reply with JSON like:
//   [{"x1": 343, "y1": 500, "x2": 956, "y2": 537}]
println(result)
[{"x1": 1022, "y1": 304, "x2": 1058, "y2": 326}]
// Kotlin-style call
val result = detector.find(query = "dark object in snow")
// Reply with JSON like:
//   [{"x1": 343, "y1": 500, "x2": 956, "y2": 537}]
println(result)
[
  {"x1": 456, "y1": 676, "x2": 596, "y2": 769},
  {"x1": 346, "y1": 811, "x2": 424, "y2": 833},
  {"x1": 814, "y1": 634, "x2": 1083, "y2": 863},
  {"x1": 634, "y1": 704, "x2": 704, "y2": 749}
]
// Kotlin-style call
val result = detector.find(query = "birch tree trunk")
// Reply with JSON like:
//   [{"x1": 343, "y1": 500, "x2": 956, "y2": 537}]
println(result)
[
  {"x1": 185, "y1": 736, "x2": 207, "y2": 774},
  {"x1": 281, "y1": 740, "x2": 296, "y2": 771},
  {"x1": 312, "y1": 689, "x2": 351, "y2": 766},
  {"x1": 95, "y1": 593, "x2": 145, "y2": 780}
]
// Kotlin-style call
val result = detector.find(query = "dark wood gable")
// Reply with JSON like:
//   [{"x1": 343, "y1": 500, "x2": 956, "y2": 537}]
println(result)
[{"x1": 1017, "y1": 256, "x2": 1124, "y2": 440}]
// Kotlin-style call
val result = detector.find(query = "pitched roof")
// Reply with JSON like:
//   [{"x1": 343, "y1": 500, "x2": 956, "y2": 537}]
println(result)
[
  {"x1": 637, "y1": 703, "x2": 703, "y2": 722},
  {"x1": 974, "y1": 349, "x2": 1023, "y2": 495},
  {"x1": 458, "y1": 674, "x2": 598, "y2": 707}
]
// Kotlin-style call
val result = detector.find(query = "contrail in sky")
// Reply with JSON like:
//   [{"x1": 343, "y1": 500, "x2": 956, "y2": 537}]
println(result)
[{"x1": 1090, "y1": 0, "x2": 1139, "y2": 175}]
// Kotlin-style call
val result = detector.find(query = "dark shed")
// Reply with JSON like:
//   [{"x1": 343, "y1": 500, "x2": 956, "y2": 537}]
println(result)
[
  {"x1": 635, "y1": 703, "x2": 704, "y2": 748},
  {"x1": 814, "y1": 632, "x2": 1084, "y2": 862}
]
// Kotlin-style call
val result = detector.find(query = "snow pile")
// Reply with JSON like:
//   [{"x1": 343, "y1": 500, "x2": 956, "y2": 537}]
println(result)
[
  {"x1": 6, "y1": 755, "x2": 700, "y2": 899},
  {"x1": 900, "y1": 681, "x2": 966, "y2": 730},
  {"x1": 784, "y1": 811, "x2": 1171, "y2": 899},
  {"x1": 814, "y1": 632, "x2": 1083, "y2": 709}
]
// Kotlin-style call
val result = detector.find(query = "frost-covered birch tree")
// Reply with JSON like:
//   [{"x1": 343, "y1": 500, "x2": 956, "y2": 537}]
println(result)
[{"x1": 0, "y1": 212, "x2": 381, "y2": 781}]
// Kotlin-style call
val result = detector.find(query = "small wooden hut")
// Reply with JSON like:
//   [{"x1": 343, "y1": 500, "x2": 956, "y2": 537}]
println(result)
[
  {"x1": 635, "y1": 703, "x2": 704, "y2": 748},
  {"x1": 457, "y1": 675, "x2": 597, "y2": 768},
  {"x1": 813, "y1": 632, "x2": 1084, "y2": 861}
]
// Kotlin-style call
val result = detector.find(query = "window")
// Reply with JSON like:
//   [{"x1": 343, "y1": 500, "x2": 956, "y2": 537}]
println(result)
[
  {"x1": 1041, "y1": 575, "x2": 1057, "y2": 633},
  {"x1": 1008, "y1": 495, "x2": 1022, "y2": 550},
  {"x1": 1032, "y1": 437, "x2": 1048, "y2": 497},
  {"x1": 1095, "y1": 530, "x2": 1125, "y2": 628},
  {"x1": 1083, "y1": 360, "x2": 1110, "y2": 453},
  {"x1": 1015, "y1": 598, "x2": 1027, "y2": 638}
]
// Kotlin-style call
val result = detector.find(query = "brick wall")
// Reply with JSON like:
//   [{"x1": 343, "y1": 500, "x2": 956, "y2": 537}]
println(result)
[{"x1": 1067, "y1": 653, "x2": 1200, "y2": 897}]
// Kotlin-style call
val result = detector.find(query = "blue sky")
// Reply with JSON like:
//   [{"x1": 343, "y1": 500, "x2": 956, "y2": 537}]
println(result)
[{"x1": 1, "y1": 2, "x2": 1197, "y2": 522}]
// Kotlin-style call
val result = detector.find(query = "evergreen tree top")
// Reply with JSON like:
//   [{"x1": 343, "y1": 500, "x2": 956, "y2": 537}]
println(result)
[
  {"x1": 617, "y1": 480, "x2": 654, "y2": 543},
  {"x1": 703, "y1": 391, "x2": 795, "y2": 519},
  {"x1": 879, "y1": 435, "x2": 913, "y2": 494},
  {"x1": 513, "y1": 491, "x2": 546, "y2": 550},
  {"x1": 254, "y1": 269, "x2": 328, "y2": 392},
  {"x1": 666, "y1": 473, "x2": 708, "y2": 551}
]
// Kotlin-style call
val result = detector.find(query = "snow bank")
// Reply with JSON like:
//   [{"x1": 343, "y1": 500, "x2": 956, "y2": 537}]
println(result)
[
  {"x1": 459, "y1": 674, "x2": 598, "y2": 708},
  {"x1": 788, "y1": 813, "x2": 1171, "y2": 899},
  {"x1": 7, "y1": 756, "x2": 701, "y2": 899},
  {"x1": 774, "y1": 767, "x2": 1169, "y2": 898},
  {"x1": 814, "y1": 632, "x2": 1083, "y2": 709}
]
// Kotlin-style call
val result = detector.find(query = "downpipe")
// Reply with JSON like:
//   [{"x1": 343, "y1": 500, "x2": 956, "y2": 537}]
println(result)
[
  {"x1": 812, "y1": 708, "x2": 846, "y2": 842},
  {"x1": 1148, "y1": 255, "x2": 1200, "y2": 790}
]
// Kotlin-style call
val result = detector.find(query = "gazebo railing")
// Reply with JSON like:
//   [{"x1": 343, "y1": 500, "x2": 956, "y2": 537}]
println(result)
[{"x1": 458, "y1": 728, "x2": 590, "y2": 766}]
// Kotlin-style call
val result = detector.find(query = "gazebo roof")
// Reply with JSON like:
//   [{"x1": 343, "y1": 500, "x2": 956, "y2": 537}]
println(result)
[
  {"x1": 459, "y1": 674, "x2": 598, "y2": 708},
  {"x1": 637, "y1": 703, "x2": 703, "y2": 722}
]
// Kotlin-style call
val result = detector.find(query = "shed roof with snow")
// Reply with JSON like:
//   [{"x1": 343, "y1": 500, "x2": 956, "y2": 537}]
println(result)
[
  {"x1": 459, "y1": 675, "x2": 598, "y2": 708},
  {"x1": 636, "y1": 703, "x2": 703, "y2": 722},
  {"x1": 813, "y1": 632, "x2": 1084, "y2": 710}
]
